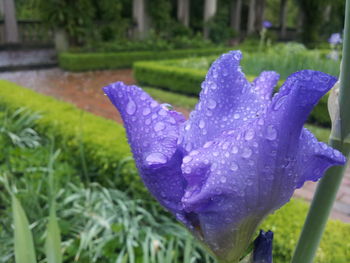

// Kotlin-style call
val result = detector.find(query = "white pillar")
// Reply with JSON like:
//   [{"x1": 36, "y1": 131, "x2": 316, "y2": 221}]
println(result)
[
  {"x1": 279, "y1": 0, "x2": 288, "y2": 39},
  {"x1": 230, "y1": 0, "x2": 242, "y2": 33},
  {"x1": 133, "y1": 0, "x2": 149, "y2": 39},
  {"x1": 3, "y1": 0, "x2": 19, "y2": 43},
  {"x1": 247, "y1": 0, "x2": 256, "y2": 35},
  {"x1": 177, "y1": 0, "x2": 190, "y2": 27},
  {"x1": 203, "y1": 0, "x2": 217, "y2": 38}
]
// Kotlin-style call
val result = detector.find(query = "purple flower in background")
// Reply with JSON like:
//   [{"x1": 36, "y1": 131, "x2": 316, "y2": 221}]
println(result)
[
  {"x1": 103, "y1": 51, "x2": 346, "y2": 263},
  {"x1": 262, "y1": 20, "x2": 272, "y2": 29},
  {"x1": 328, "y1": 33, "x2": 342, "y2": 45}
]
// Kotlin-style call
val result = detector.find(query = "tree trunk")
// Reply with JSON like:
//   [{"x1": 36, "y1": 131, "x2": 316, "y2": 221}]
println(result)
[
  {"x1": 230, "y1": 0, "x2": 242, "y2": 34},
  {"x1": 255, "y1": 0, "x2": 266, "y2": 32},
  {"x1": 203, "y1": 0, "x2": 217, "y2": 39},
  {"x1": 177, "y1": 0, "x2": 190, "y2": 27},
  {"x1": 279, "y1": 0, "x2": 288, "y2": 39},
  {"x1": 247, "y1": 0, "x2": 256, "y2": 35},
  {"x1": 3, "y1": 0, "x2": 19, "y2": 43},
  {"x1": 132, "y1": 0, "x2": 149, "y2": 39}
]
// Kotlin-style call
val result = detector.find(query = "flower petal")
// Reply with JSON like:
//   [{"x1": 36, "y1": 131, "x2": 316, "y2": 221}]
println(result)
[
  {"x1": 180, "y1": 51, "x2": 266, "y2": 152},
  {"x1": 103, "y1": 82, "x2": 186, "y2": 213},
  {"x1": 260, "y1": 70, "x2": 338, "y2": 203},
  {"x1": 181, "y1": 129, "x2": 267, "y2": 262},
  {"x1": 296, "y1": 128, "x2": 346, "y2": 188},
  {"x1": 252, "y1": 71, "x2": 280, "y2": 101}
]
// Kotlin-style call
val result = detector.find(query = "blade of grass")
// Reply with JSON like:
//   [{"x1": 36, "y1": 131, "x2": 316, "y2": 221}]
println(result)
[
  {"x1": 45, "y1": 204, "x2": 62, "y2": 263},
  {"x1": 12, "y1": 194, "x2": 37, "y2": 263}
]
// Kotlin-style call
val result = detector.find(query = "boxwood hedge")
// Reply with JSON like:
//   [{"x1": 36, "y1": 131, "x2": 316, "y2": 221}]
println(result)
[
  {"x1": 58, "y1": 48, "x2": 233, "y2": 71},
  {"x1": 134, "y1": 61, "x2": 331, "y2": 127}
]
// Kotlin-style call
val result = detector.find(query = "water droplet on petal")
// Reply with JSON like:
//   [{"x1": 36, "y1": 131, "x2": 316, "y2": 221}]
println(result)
[
  {"x1": 161, "y1": 103, "x2": 173, "y2": 111},
  {"x1": 146, "y1": 152, "x2": 167, "y2": 165},
  {"x1": 183, "y1": 156, "x2": 193, "y2": 164},
  {"x1": 203, "y1": 141, "x2": 213, "y2": 148},
  {"x1": 244, "y1": 129, "x2": 255, "y2": 141},
  {"x1": 242, "y1": 147, "x2": 252, "y2": 158},
  {"x1": 154, "y1": 122, "x2": 165, "y2": 132},
  {"x1": 199, "y1": 120, "x2": 205, "y2": 128},
  {"x1": 230, "y1": 162, "x2": 238, "y2": 171},
  {"x1": 207, "y1": 99, "x2": 217, "y2": 109},
  {"x1": 126, "y1": 99, "x2": 136, "y2": 115},
  {"x1": 213, "y1": 151, "x2": 219, "y2": 157},
  {"x1": 220, "y1": 176, "x2": 227, "y2": 183},
  {"x1": 233, "y1": 113, "x2": 240, "y2": 119},
  {"x1": 266, "y1": 125, "x2": 277, "y2": 140},
  {"x1": 158, "y1": 109, "x2": 167, "y2": 116},
  {"x1": 185, "y1": 123, "x2": 191, "y2": 131},
  {"x1": 232, "y1": 146, "x2": 238, "y2": 154},
  {"x1": 142, "y1": 108, "x2": 151, "y2": 116},
  {"x1": 140, "y1": 93, "x2": 148, "y2": 101}
]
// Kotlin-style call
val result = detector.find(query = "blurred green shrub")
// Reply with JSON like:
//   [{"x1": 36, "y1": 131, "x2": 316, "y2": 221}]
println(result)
[{"x1": 58, "y1": 47, "x2": 232, "y2": 71}]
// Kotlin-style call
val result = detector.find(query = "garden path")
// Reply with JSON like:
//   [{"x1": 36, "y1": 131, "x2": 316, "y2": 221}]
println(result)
[{"x1": 0, "y1": 68, "x2": 349, "y2": 223}]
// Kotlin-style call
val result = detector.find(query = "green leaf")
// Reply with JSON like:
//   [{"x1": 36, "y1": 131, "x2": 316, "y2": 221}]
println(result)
[
  {"x1": 12, "y1": 194, "x2": 37, "y2": 263},
  {"x1": 45, "y1": 205, "x2": 62, "y2": 263}
]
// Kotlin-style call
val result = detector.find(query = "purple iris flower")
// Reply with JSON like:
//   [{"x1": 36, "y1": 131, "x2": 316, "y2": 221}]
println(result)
[
  {"x1": 262, "y1": 20, "x2": 272, "y2": 29},
  {"x1": 103, "y1": 51, "x2": 346, "y2": 263},
  {"x1": 253, "y1": 230, "x2": 273, "y2": 263},
  {"x1": 328, "y1": 33, "x2": 342, "y2": 45}
]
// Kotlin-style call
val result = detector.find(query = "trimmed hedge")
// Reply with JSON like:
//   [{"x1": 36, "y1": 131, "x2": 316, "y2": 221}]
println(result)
[
  {"x1": 0, "y1": 81, "x2": 349, "y2": 262},
  {"x1": 58, "y1": 48, "x2": 233, "y2": 71},
  {"x1": 263, "y1": 199, "x2": 350, "y2": 263},
  {"x1": 134, "y1": 61, "x2": 331, "y2": 127},
  {"x1": 0, "y1": 80, "x2": 145, "y2": 195}
]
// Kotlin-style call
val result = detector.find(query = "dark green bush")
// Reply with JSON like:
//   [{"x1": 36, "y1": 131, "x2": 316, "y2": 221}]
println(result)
[
  {"x1": 0, "y1": 80, "x2": 145, "y2": 196},
  {"x1": 133, "y1": 60, "x2": 331, "y2": 127},
  {"x1": 58, "y1": 48, "x2": 232, "y2": 71}
]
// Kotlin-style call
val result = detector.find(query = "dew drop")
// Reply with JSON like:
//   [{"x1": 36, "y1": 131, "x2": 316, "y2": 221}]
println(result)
[
  {"x1": 140, "y1": 93, "x2": 148, "y2": 101},
  {"x1": 242, "y1": 147, "x2": 253, "y2": 158},
  {"x1": 233, "y1": 113, "x2": 240, "y2": 119},
  {"x1": 183, "y1": 156, "x2": 193, "y2": 164},
  {"x1": 213, "y1": 151, "x2": 219, "y2": 157},
  {"x1": 244, "y1": 129, "x2": 255, "y2": 141},
  {"x1": 161, "y1": 103, "x2": 173, "y2": 111},
  {"x1": 231, "y1": 146, "x2": 238, "y2": 154},
  {"x1": 151, "y1": 101, "x2": 158, "y2": 108},
  {"x1": 142, "y1": 108, "x2": 151, "y2": 116},
  {"x1": 154, "y1": 122, "x2": 165, "y2": 132},
  {"x1": 265, "y1": 125, "x2": 277, "y2": 140},
  {"x1": 145, "y1": 152, "x2": 167, "y2": 165},
  {"x1": 158, "y1": 109, "x2": 167, "y2": 116},
  {"x1": 184, "y1": 167, "x2": 192, "y2": 174},
  {"x1": 126, "y1": 99, "x2": 136, "y2": 115},
  {"x1": 199, "y1": 120, "x2": 205, "y2": 128},
  {"x1": 230, "y1": 162, "x2": 238, "y2": 171},
  {"x1": 207, "y1": 99, "x2": 217, "y2": 109},
  {"x1": 185, "y1": 123, "x2": 191, "y2": 131},
  {"x1": 203, "y1": 141, "x2": 213, "y2": 148},
  {"x1": 220, "y1": 177, "x2": 227, "y2": 183}
]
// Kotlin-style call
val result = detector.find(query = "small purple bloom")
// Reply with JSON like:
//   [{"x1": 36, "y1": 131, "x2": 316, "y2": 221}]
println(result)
[
  {"x1": 253, "y1": 230, "x2": 273, "y2": 263},
  {"x1": 262, "y1": 20, "x2": 272, "y2": 29},
  {"x1": 103, "y1": 51, "x2": 346, "y2": 262},
  {"x1": 328, "y1": 33, "x2": 342, "y2": 45}
]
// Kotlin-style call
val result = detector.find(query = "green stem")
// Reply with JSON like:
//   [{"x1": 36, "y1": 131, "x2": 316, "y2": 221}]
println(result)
[{"x1": 291, "y1": 1, "x2": 350, "y2": 262}]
